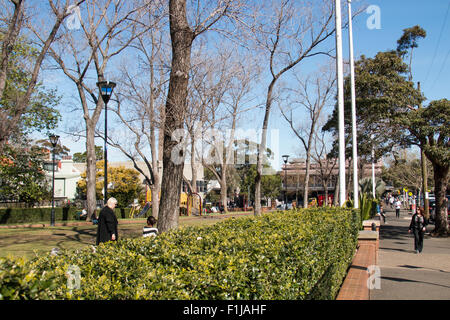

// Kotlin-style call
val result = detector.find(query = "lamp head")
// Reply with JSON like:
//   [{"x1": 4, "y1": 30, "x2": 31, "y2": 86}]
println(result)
[
  {"x1": 282, "y1": 154, "x2": 289, "y2": 164},
  {"x1": 49, "y1": 134, "x2": 60, "y2": 148},
  {"x1": 97, "y1": 81, "x2": 116, "y2": 104}
]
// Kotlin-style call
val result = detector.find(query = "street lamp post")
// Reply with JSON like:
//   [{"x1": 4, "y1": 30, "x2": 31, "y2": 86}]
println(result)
[
  {"x1": 282, "y1": 155, "x2": 289, "y2": 210},
  {"x1": 49, "y1": 134, "x2": 60, "y2": 227},
  {"x1": 97, "y1": 80, "x2": 116, "y2": 205}
]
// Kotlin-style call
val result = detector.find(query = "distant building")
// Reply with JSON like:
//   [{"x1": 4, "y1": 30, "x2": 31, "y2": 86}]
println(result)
[
  {"x1": 279, "y1": 157, "x2": 383, "y2": 206},
  {"x1": 44, "y1": 156, "x2": 82, "y2": 200},
  {"x1": 72, "y1": 160, "x2": 207, "y2": 201}
]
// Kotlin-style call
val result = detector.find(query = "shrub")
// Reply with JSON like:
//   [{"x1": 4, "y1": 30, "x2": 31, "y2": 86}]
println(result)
[
  {"x1": 0, "y1": 207, "x2": 132, "y2": 225},
  {"x1": 0, "y1": 208, "x2": 359, "y2": 300}
]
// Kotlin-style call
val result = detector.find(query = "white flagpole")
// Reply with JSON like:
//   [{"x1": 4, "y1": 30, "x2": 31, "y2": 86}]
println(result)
[
  {"x1": 347, "y1": 0, "x2": 358, "y2": 208},
  {"x1": 335, "y1": 0, "x2": 346, "y2": 206}
]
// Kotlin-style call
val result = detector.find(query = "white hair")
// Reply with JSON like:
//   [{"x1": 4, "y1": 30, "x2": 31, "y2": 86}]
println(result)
[{"x1": 107, "y1": 197, "x2": 118, "y2": 207}]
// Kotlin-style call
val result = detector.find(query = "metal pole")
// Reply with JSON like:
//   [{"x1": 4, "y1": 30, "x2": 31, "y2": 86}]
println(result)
[
  {"x1": 372, "y1": 147, "x2": 376, "y2": 198},
  {"x1": 335, "y1": 0, "x2": 346, "y2": 206},
  {"x1": 51, "y1": 148, "x2": 55, "y2": 226},
  {"x1": 348, "y1": 0, "x2": 358, "y2": 208},
  {"x1": 104, "y1": 100, "x2": 108, "y2": 205},
  {"x1": 284, "y1": 163, "x2": 288, "y2": 209}
]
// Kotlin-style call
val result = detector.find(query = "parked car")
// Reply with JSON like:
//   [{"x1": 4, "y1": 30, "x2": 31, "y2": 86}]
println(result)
[{"x1": 276, "y1": 203, "x2": 293, "y2": 210}]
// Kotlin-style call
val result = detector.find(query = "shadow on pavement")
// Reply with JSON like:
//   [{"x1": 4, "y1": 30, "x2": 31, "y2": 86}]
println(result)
[
  {"x1": 381, "y1": 276, "x2": 450, "y2": 289},
  {"x1": 379, "y1": 225, "x2": 411, "y2": 241}
]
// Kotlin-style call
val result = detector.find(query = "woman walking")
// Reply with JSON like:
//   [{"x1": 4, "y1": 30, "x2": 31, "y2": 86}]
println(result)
[
  {"x1": 96, "y1": 197, "x2": 119, "y2": 245},
  {"x1": 408, "y1": 207, "x2": 427, "y2": 254}
]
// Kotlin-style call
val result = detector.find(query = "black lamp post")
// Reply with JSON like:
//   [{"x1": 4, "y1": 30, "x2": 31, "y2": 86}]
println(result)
[
  {"x1": 282, "y1": 154, "x2": 289, "y2": 210},
  {"x1": 97, "y1": 80, "x2": 116, "y2": 205},
  {"x1": 49, "y1": 134, "x2": 60, "y2": 226}
]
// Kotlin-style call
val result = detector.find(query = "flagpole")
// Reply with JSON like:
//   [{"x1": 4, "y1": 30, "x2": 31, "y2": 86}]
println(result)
[
  {"x1": 347, "y1": 0, "x2": 358, "y2": 208},
  {"x1": 335, "y1": 0, "x2": 346, "y2": 206}
]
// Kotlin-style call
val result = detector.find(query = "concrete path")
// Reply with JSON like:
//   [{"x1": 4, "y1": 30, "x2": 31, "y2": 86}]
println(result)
[{"x1": 370, "y1": 208, "x2": 450, "y2": 300}]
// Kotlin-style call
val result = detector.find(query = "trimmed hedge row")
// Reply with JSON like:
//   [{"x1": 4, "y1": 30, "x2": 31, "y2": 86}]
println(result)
[
  {"x1": 0, "y1": 208, "x2": 360, "y2": 300},
  {"x1": 0, "y1": 207, "x2": 133, "y2": 225}
]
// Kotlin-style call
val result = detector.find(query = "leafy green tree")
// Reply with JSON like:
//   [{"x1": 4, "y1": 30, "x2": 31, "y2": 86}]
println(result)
[
  {"x1": 0, "y1": 141, "x2": 50, "y2": 205},
  {"x1": 1, "y1": 35, "x2": 61, "y2": 142},
  {"x1": 396, "y1": 25, "x2": 426, "y2": 80},
  {"x1": 238, "y1": 164, "x2": 281, "y2": 206},
  {"x1": 73, "y1": 146, "x2": 103, "y2": 163},
  {"x1": 323, "y1": 50, "x2": 423, "y2": 162},
  {"x1": 399, "y1": 99, "x2": 449, "y2": 235},
  {"x1": 382, "y1": 153, "x2": 434, "y2": 193},
  {"x1": 324, "y1": 27, "x2": 449, "y2": 235}
]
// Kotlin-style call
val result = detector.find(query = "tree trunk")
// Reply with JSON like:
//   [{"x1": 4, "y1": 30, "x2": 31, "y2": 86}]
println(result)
[
  {"x1": 0, "y1": 0, "x2": 24, "y2": 101},
  {"x1": 303, "y1": 156, "x2": 310, "y2": 209},
  {"x1": 158, "y1": 0, "x2": 193, "y2": 233},
  {"x1": 334, "y1": 174, "x2": 340, "y2": 207},
  {"x1": 432, "y1": 163, "x2": 449, "y2": 236},
  {"x1": 255, "y1": 80, "x2": 277, "y2": 216},
  {"x1": 220, "y1": 169, "x2": 228, "y2": 213},
  {"x1": 85, "y1": 120, "x2": 97, "y2": 220}
]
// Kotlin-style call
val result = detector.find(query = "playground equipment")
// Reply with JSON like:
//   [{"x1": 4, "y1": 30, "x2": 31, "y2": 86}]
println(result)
[
  {"x1": 129, "y1": 201, "x2": 151, "y2": 219},
  {"x1": 180, "y1": 192, "x2": 202, "y2": 216}
]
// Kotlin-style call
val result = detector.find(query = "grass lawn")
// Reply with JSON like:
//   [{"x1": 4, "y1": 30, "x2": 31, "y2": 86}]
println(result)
[{"x1": 0, "y1": 211, "x2": 254, "y2": 259}]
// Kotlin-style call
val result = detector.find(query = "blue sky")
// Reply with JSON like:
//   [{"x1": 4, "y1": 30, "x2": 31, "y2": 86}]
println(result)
[
  {"x1": 41, "y1": 0, "x2": 450, "y2": 172},
  {"x1": 271, "y1": 0, "x2": 450, "y2": 170}
]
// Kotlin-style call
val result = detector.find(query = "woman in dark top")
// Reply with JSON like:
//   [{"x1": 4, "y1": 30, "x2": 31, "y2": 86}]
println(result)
[
  {"x1": 96, "y1": 197, "x2": 119, "y2": 245},
  {"x1": 408, "y1": 207, "x2": 427, "y2": 254}
]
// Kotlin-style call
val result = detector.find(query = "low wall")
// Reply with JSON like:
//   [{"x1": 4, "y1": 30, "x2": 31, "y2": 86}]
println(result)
[{"x1": 336, "y1": 229, "x2": 379, "y2": 300}]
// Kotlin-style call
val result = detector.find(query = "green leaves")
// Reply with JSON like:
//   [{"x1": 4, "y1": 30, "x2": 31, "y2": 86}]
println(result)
[
  {"x1": 0, "y1": 208, "x2": 360, "y2": 300},
  {"x1": 0, "y1": 142, "x2": 50, "y2": 205}
]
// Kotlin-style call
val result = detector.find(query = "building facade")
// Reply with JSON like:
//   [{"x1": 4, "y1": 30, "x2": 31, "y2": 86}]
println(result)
[{"x1": 279, "y1": 157, "x2": 383, "y2": 206}]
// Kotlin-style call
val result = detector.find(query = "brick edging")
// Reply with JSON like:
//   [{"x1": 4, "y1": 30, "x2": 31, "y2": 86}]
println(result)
[{"x1": 336, "y1": 230, "x2": 379, "y2": 300}]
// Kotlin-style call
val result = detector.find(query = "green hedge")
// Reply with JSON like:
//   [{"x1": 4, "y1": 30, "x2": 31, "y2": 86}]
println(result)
[
  {"x1": 0, "y1": 208, "x2": 360, "y2": 300},
  {"x1": 0, "y1": 207, "x2": 133, "y2": 225}
]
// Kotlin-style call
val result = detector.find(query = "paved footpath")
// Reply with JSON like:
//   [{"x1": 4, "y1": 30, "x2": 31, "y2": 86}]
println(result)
[{"x1": 370, "y1": 208, "x2": 450, "y2": 300}]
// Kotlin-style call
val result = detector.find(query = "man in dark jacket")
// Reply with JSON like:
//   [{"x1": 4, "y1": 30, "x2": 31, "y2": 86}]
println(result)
[{"x1": 96, "y1": 197, "x2": 119, "y2": 245}]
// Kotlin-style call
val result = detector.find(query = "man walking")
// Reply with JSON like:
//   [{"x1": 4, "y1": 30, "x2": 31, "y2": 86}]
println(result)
[{"x1": 395, "y1": 198, "x2": 402, "y2": 219}]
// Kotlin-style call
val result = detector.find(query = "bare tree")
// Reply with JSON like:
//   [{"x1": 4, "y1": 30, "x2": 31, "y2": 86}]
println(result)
[
  {"x1": 279, "y1": 63, "x2": 336, "y2": 208},
  {"x1": 0, "y1": 0, "x2": 85, "y2": 152},
  {"x1": 108, "y1": 7, "x2": 170, "y2": 219},
  {"x1": 42, "y1": 0, "x2": 152, "y2": 218},
  {"x1": 311, "y1": 129, "x2": 337, "y2": 206},
  {"x1": 239, "y1": 0, "x2": 336, "y2": 216},
  {"x1": 198, "y1": 49, "x2": 260, "y2": 212},
  {"x1": 158, "y1": 0, "x2": 245, "y2": 233}
]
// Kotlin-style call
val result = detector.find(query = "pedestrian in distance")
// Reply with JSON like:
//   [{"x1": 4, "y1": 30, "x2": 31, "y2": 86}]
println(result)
[
  {"x1": 408, "y1": 207, "x2": 427, "y2": 254},
  {"x1": 389, "y1": 196, "x2": 394, "y2": 209},
  {"x1": 379, "y1": 203, "x2": 387, "y2": 224},
  {"x1": 143, "y1": 216, "x2": 158, "y2": 238},
  {"x1": 96, "y1": 197, "x2": 119, "y2": 245},
  {"x1": 395, "y1": 198, "x2": 402, "y2": 218},
  {"x1": 91, "y1": 209, "x2": 98, "y2": 225}
]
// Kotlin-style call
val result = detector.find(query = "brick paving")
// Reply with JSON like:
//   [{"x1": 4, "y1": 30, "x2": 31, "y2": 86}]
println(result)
[{"x1": 338, "y1": 208, "x2": 450, "y2": 300}]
